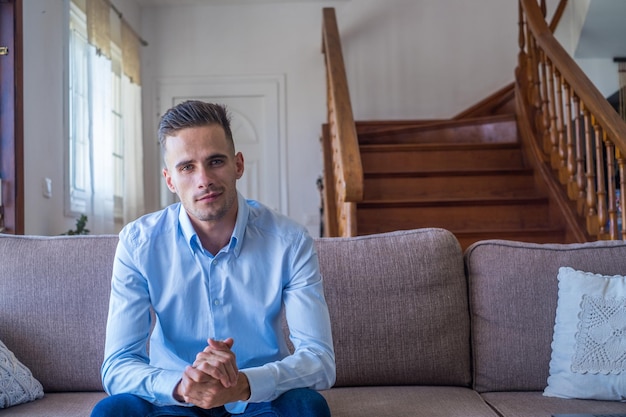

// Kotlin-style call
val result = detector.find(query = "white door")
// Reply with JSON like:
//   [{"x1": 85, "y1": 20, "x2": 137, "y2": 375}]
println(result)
[{"x1": 158, "y1": 76, "x2": 286, "y2": 214}]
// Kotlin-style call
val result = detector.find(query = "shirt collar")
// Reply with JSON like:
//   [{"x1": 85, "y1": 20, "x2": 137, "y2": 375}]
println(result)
[{"x1": 178, "y1": 192, "x2": 249, "y2": 257}]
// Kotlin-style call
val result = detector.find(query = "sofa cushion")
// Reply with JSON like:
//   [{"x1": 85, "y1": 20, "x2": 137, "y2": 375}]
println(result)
[
  {"x1": 481, "y1": 391, "x2": 626, "y2": 417},
  {"x1": 315, "y1": 228, "x2": 471, "y2": 387},
  {"x1": 0, "y1": 338, "x2": 44, "y2": 408},
  {"x1": 0, "y1": 392, "x2": 107, "y2": 417},
  {"x1": 544, "y1": 267, "x2": 626, "y2": 400},
  {"x1": 0, "y1": 235, "x2": 119, "y2": 392},
  {"x1": 322, "y1": 386, "x2": 499, "y2": 417},
  {"x1": 465, "y1": 239, "x2": 626, "y2": 393}
]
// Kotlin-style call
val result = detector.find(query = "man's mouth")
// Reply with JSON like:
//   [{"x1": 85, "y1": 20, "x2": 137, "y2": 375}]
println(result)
[{"x1": 197, "y1": 190, "x2": 222, "y2": 202}]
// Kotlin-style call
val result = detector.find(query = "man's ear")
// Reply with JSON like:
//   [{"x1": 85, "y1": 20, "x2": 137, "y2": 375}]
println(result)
[
  {"x1": 163, "y1": 168, "x2": 177, "y2": 193},
  {"x1": 235, "y1": 152, "x2": 245, "y2": 180}
]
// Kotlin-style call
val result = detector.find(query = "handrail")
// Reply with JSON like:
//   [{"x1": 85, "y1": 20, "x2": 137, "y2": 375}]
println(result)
[
  {"x1": 321, "y1": 7, "x2": 363, "y2": 237},
  {"x1": 518, "y1": 0, "x2": 626, "y2": 239},
  {"x1": 547, "y1": 0, "x2": 568, "y2": 32}
]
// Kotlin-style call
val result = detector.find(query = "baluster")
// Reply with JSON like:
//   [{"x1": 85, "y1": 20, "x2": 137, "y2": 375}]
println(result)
[
  {"x1": 574, "y1": 96, "x2": 586, "y2": 214},
  {"x1": 528, "y1": 37, "x2": 543, "y2": 133},
  {"x1": 547, "y1": 62, "x2": 559, "y2": 161},
  {"x1": 564, "y1": 82, "x2": 577, "y2": 198},
  {"x1": 339, "y1": 203, "x2": 347, "y2": 237},
  {"x1": 343, "y1": 201, "x2": 356, "y2": 237},
  {"x1": 593, "y1": 117, "x2": 607, "y2": 235},
  {"x1": 555, "y1": 70, "x2": 567, "y2": 176},
  {"x1": 328, "y1": 94, "x2": 342, "y2": 236},
  {"x1": 525, "y1": 27, "x2": 534, "y2": 106},
  {"x1": 533, "y1": 49, "x2": 546, "y2": 140},
  {"x1": 539, "y1": 52, "x2": 551, "y2": 152},
  {"x1": 605, "y1": 136, "x2": 617, "y2": 239},
  {"x1": 583, "y1": 107, "x2": 598, "y2": 235},
  {"x1": 617, "y1": 148, "x2": 626, "y2": 239},
  {"x1": 517, "y1": 1, "x2": 526, "y2": 82}
]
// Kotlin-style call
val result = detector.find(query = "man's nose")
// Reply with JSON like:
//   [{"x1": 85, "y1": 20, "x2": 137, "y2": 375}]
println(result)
[{"x1": 198, "y1": 166, "x2": 214, "y2": 187}]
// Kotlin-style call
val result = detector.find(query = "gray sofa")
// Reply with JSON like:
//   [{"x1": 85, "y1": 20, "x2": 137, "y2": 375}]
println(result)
[{"x1": 1, "y1": 229, "x2": 626, "y2": 416}]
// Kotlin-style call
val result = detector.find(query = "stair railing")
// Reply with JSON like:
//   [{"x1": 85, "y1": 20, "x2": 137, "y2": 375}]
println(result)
[
  {"x1": 321, "y1": 7, "x2": 363, "y2": 237},
  {"x1": 518, "y1": 0, "x2": 626, "y2": 240}
]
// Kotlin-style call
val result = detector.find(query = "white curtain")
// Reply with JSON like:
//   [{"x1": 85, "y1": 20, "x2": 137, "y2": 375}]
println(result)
[
  {"x1": 122, "y1": 75, "x2": 145, "y2": 224},
  {"x1": 68, "y1": 0, "x2": 145, "y2": 234},
  {"x1": 90, "y1": 46, "x2": 115, "y2": 232}
]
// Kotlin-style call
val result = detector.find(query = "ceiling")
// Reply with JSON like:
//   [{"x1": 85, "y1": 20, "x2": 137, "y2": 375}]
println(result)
[{"x1": 133, "y1": 0, "x2": 626, "y2": 59}]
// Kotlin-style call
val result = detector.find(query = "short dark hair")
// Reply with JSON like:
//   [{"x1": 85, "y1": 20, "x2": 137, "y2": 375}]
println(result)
[{"x1": 158, "y1": 100, "x2": 234, "y2": 152}]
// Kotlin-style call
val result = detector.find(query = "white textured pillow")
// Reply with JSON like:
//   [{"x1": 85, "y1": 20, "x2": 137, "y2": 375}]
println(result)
[
  {"x1": 0, "y1": 339, "x2": 44, "y2": 408},
  {"x1": 544, "y1": 266, "x2": 626, "y2": 400}
]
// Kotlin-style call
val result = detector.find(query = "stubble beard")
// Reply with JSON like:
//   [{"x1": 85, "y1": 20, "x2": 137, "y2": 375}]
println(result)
[{"x1": 190, "y1": 189, "x2": 237, "y2": 223}]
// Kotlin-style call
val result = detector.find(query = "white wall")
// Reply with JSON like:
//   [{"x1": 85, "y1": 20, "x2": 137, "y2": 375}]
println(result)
[
  {"x1": 554, "y1": 0, "x2": 620, "y2": 98},
  {"x1": 554, "y1": 0, "x2": 589, "y2": 55},
  {"x1": 338, "y1": 0, "x2": 518, "y2": 119},
  {"x1": 22, "y1": 1, "x2": 66, "y2": 235},
  {"x1": 21, "y1": 0, "x2": 524, "y2": 236}
]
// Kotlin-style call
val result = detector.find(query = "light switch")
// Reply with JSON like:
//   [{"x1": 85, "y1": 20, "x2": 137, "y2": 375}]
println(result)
[{"x1": 43, "y1": 178, "x2": 52, "y2": 198}]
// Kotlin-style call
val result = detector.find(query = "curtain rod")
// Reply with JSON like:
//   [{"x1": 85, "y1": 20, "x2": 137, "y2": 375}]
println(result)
[{"x1": 108, "y1": 1, "x2": 149, "y2": 47}]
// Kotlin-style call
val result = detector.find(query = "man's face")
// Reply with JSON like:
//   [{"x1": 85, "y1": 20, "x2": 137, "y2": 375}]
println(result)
[{"x1": 162, "y1": 124, "x2": 244, "y2": 225}]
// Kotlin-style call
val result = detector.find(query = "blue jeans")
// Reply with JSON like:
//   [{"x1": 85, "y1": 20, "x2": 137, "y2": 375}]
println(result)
[{"x1": 90, "y1": 388, "x2": 330, "y2": 417}]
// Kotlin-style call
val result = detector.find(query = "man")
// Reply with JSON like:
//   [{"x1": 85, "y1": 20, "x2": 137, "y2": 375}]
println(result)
[{"x1": 91, "y1": 100, "x2": 336, "y2": 416}]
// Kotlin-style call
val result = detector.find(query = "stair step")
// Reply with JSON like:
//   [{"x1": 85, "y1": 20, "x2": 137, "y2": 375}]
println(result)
[
  {"x1": 356, "y1": 197, "x2": 552, "y2": 234},
  {"x1": 355, "y1": 119, "x2": 443, "y2": 135},
  {"x1": 335, "y1": 112, "x2": 569, "y2": 245},
  {"x1": 358, "y1": 114, "x2": 518, "y2": 145},
  {"x1": 363, "y1": 169, "x2": 539, "y2": 200},
  {"x1": 361, "y1": 142, "x2": 526, "y2": 173},
  {"x1": 358, "y1": 196, "x2": 549, "y2": 207}
]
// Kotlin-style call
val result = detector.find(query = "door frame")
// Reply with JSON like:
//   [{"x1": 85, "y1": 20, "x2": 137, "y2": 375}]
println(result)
[{"x1": 0, "y1": 0, "x2": 24, "y2": 234}]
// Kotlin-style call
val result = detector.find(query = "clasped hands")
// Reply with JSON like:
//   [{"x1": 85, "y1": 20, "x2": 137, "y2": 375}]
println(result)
[{"x1": 174, "y1": 337, "x2": 251, "y2": 409}]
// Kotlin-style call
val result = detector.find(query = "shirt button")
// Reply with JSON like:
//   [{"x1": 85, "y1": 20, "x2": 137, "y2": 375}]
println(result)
[{"x1": 214, "y1": 299, "x2": 220, "y2": 306}]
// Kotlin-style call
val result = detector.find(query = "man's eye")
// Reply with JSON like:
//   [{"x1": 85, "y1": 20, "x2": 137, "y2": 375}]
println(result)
[
  {"x1": 210, "y1": 159, "x2": 225, "y2": 166},
  {"x1": 181, "y1": 165, "x2": 193, "y2": 172}
]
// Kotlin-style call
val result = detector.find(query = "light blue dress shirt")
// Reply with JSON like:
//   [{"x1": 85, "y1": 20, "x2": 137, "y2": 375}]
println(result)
[{"x1": 101, "y1": 193, "x2": 336, "y2": 413}]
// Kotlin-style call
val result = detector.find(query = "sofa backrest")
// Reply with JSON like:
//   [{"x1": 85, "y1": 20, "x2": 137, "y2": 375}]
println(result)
[
  {"x1": 0, "y1": 234, "x2": 119, "y2": 392},
  {"x1": 0, "y1": 228, "x2": 472, "y2": 393},
  {"x1": 315, "y1": 228, "x2": 471, "y2": 387},
  {"x1": 465, "y1": 239, "x2": 626, "y2": 393}
]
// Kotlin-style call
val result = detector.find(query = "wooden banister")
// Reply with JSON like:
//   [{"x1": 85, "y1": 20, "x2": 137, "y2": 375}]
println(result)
[
  {"x1": 518, "y1": 0, "x2": 626, "y2": 240},
  {"x1": 321, "y1": 7, "x2": 363, "y2": 237}
]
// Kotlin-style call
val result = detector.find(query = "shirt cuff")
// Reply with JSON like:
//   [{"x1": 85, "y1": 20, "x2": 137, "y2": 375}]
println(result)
[
  {"x1": 225, "y1": 401, "x2": 248, "y2": 414},
  {"x1": 153, "y1": 369, "x2": 188, "y2": 406},
  {"x1": 241, "y1": 367, "x2": 276, "y2": 403}
]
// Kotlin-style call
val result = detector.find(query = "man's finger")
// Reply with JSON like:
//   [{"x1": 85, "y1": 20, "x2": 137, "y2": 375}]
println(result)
[
  {"x1": 194, "y1": 338, "x2": 238, "y2": 387},
  {"x1": 208, "y1": 337, "x2": 234, "y2": 350}
]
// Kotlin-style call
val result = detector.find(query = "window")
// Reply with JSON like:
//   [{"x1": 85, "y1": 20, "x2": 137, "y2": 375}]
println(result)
[{"x1": 67, "y1": 0, "x2": 143, "y2": 233}]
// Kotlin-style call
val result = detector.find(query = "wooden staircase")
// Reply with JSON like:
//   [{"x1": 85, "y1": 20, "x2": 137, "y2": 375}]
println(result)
[
  {"x1": 321, "y1": 2, "x2": 626, "y2": 247},
  {"x1": 351, "y1": 113, "x2": 568, "y2": 250}
]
